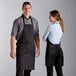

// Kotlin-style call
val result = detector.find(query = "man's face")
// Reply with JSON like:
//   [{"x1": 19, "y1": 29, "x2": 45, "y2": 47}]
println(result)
[{"x1": 22, "y1": 5, "x2": 32, "y2": 16}]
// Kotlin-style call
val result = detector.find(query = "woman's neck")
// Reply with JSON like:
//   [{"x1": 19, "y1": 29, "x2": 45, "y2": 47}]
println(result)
[{"x1": 51, "y1": 20, "x2": 59, "y2": 23}]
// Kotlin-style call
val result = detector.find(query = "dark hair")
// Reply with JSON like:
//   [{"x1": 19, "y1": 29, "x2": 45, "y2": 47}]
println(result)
[
  {"x1": 22, "y1": 1, "x2": 31, "y2": 8},
  {"x1": 50, "y1": 10, "x2": 64, "y2": 32}
]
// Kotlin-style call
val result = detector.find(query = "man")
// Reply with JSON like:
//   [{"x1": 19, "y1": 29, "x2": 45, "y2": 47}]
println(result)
[{"x1": 10, "y1": 2, "x2": 40, "y2": 76}]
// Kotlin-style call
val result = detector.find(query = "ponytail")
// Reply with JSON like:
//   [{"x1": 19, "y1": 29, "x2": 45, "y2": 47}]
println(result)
[
  {"x1": 49, "y1": 10, "x2": 64, "y2": 32},
  {"x1": 59, "y1": 17, "x2": 64, "y2": 33}
]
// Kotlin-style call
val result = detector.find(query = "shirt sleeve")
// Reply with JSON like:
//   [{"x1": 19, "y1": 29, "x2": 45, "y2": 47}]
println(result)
[
  {"x1": 34, "y1": 20, "x2": 39, "y2": 36},
  {"x1": 43, "y1": 25, "x2": 51, "y2": 41},
  {"x1": 11, "y1": 19, "x2": 19, "y2": 37}
]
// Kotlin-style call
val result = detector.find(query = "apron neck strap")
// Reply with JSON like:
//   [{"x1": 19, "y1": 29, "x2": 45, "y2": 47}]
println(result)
[{"x1": 22, "y1": 14, "x2": 33, "y2": 25}]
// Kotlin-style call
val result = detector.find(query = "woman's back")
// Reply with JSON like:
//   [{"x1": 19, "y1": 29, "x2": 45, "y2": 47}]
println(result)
[{"x1": 48, "y1": 21, "x2": 63, "y2": 44}]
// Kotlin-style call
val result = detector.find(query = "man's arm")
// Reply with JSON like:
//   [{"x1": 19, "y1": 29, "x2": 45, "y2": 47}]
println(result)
[
  {"x1": 10, "y1": 19, "x2": 18, "y2": 59},
  {"x1": 34, "y1": 19, "x2": 40, "y2": 57},
  {"x1": 34, "y1": 36, "x2": 40, "y2": 57},
  {"x1": 10, "y1": 36, "x2": 16, "y2": 59}
]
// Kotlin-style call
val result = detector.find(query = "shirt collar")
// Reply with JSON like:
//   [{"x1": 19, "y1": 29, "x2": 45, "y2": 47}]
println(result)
[
  {"x1": 22, "y1": 14, "x2": 31, "y2": 19},
  {"x1": 55, "y1": 21, "x2": 59, "y2": 24},
  {"x1": 50, "y1": 21, "x2": 59, "y2": 24}
]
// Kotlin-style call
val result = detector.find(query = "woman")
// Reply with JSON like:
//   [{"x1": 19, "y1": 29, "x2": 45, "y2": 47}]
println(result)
[{"x1": 43, "y1": 10, "x2": 64, "y2": 76}]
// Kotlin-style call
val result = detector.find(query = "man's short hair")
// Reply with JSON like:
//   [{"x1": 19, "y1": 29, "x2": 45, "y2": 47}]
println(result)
[{"x1": 22, "y1": 1, "x2": 31, "y2": 8}]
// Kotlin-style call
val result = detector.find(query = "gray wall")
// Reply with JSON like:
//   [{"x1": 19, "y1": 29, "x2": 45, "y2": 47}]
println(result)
[{"x1": 0, "y1": 0, "x2": 76, "y2": 76}]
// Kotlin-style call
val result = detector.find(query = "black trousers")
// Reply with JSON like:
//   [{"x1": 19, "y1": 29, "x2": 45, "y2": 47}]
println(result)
[
  {"x1": 47, "y1": 66, "x2": 63, "y2": 76},
  {"x1": 16, "y1": 69, "x2": 31, "y2": 76}
]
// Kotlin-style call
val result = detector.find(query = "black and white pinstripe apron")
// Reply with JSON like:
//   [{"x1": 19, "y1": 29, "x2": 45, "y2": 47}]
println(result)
[
  {"x1": 16, "y1": 15, "x2": 35, "y2": 70},
  {"x1": 45, "y1": 39, "x2": 64, "y2": 67}
]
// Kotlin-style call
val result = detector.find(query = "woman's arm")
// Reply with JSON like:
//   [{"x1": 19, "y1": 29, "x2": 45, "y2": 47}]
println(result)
[{"x1": 43, "y1": 25, "x2": 51, "y2": 41}]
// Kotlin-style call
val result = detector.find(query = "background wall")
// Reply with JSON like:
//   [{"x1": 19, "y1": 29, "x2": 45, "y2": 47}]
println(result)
[{"x1": 0, "y1": 0, "x2": 76, "y2": 76}]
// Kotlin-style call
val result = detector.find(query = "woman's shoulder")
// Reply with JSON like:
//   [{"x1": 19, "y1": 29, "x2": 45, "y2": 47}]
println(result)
[{"x1": 50, "y1": 21, "x2": 60, "y2": 27}]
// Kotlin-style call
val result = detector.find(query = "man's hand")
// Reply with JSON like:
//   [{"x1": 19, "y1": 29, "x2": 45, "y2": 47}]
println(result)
[
  {"x1": 36, "y1": 47, "x2": 40, "y2": 57},
  {"x1": 10, "y1": 50, "x2": 16, "y2": 59}
]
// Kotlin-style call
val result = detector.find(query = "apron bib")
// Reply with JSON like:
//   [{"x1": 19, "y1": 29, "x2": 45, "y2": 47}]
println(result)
[{"x1": 16, "y1": 15, "x2": 35, "y2": 70}]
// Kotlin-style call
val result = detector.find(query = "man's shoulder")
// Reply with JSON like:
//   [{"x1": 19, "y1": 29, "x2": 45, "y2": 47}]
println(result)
[
  {"x1": 14, "y1": 16, "x2": 22, "y2": 21},
  {"x1": 14, "y1": 16, "x2": 22, "y2": 23},
  {"x1": 31, "y1": 16, "x2": 38, "y2": 23},
  {"x1": 14, "y1": 15, "x2": 38, "y2": 24}
]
